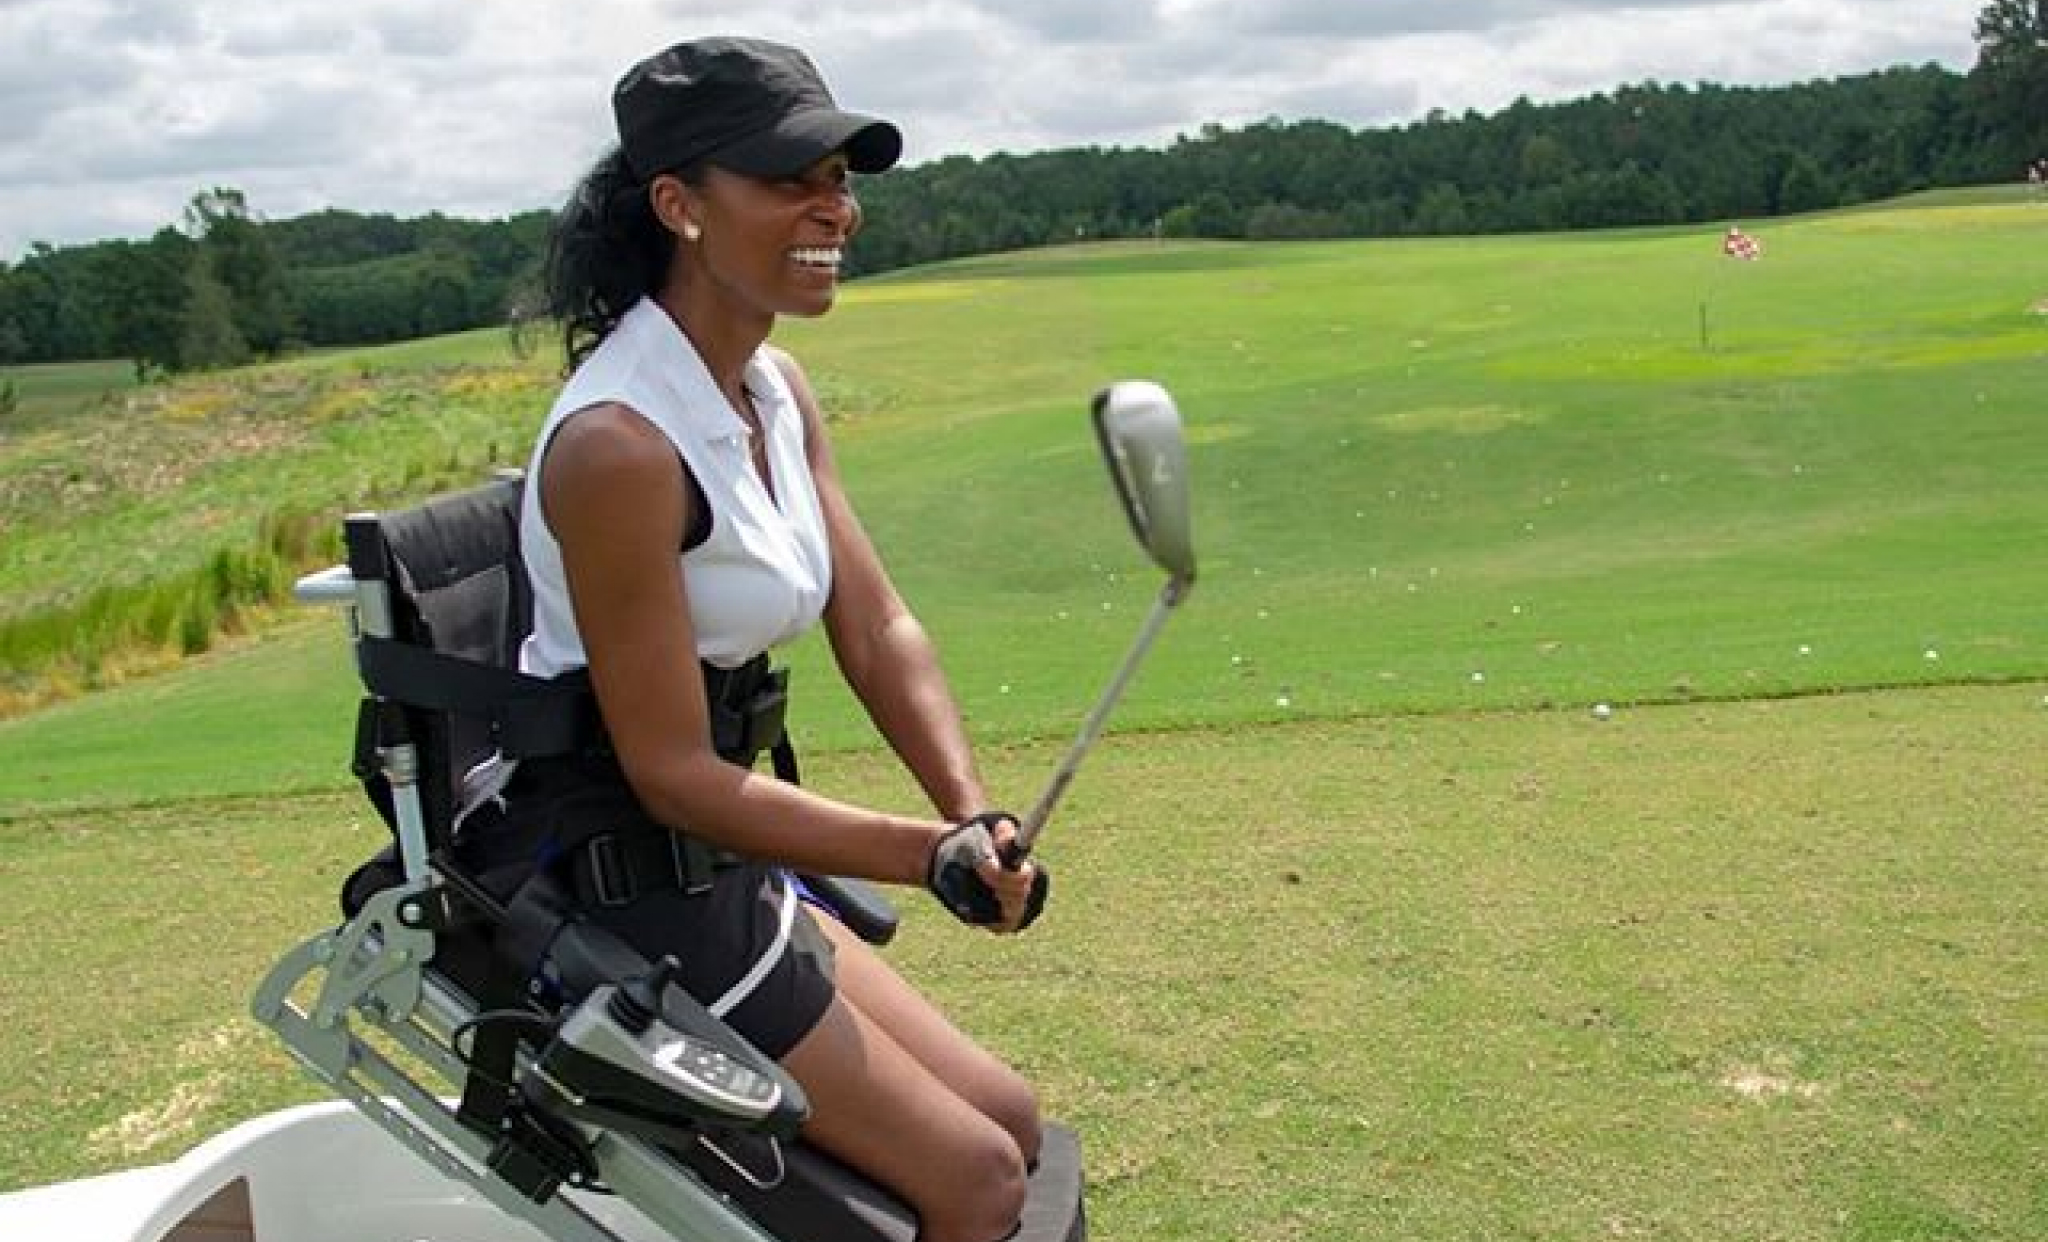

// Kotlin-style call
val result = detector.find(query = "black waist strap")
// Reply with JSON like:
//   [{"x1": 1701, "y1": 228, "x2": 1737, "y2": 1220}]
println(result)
[
  {"x1": 355, "y1": 641, "x2": 789, "y2": 767},
  {"x1": 509, "y1": 750, "x2": 748, "y2": 909},
  {"x1": 571, "y1": 828, "x2": 744, "y2": 907}
]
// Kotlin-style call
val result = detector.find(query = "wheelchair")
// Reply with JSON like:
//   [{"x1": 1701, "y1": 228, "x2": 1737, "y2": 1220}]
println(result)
[{"x1": 253, "y1": 472, "x2": 1087, "y2": 1242}]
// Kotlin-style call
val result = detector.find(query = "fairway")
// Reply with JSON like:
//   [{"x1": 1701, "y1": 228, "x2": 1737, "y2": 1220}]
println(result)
[
  {"x1": 1, "y1": 201, "x2": 2044, "y2": 1239},
  {"x1": 2, "y1": 687, "x2": 2042, "y2": 1239}
]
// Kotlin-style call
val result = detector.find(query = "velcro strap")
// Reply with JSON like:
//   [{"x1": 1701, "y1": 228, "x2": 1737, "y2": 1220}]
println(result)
[
  {"x1": 571, "y1": 830, "x2": 739, "y2": 907},
  {"x1": 455, "y1": 870, "x2": 575, "y2": 1138}
]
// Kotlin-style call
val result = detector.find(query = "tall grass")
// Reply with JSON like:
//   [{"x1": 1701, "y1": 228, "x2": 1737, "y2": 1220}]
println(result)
[
  {"x1": 0, "y1": 509, "x2": 331, "y2": 705},
  {"x1": 0, "y1": 332, "x2": 548, "y2": 712}
]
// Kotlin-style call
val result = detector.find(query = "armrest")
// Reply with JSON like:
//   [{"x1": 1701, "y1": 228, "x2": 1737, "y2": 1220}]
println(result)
[
  {"x1": 796, "y1": 873, "x2": 900, "y2": 945},
  {"x1": 294, "y1": 563, "x2": 358, "y2": 605}
]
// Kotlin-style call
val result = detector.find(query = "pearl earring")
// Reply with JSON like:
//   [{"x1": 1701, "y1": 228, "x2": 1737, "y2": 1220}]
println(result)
[{"x1": 682, "y1": 221, "x2": 702, "y2": 242}]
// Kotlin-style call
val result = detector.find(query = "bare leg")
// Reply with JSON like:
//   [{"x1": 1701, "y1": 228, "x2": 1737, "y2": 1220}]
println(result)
[
  {"x1": 810, "y1": 912, "x2": 1043, "y2": 1163},
  {"x1": 780, "y1": 994, "x2": 1027, "y2": 1242}
]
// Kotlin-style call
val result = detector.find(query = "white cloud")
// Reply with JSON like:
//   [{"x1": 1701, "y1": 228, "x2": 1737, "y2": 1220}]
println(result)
[
  {"x1": 960, "y1": 0, "x2": 1167, "y2": 42},
  {"x1": 1216, "y1": 0, "x2": 1754, "y2": 39},
  {"x1": 0, "y1": 0, "x2": 1986, "y2": 259}
]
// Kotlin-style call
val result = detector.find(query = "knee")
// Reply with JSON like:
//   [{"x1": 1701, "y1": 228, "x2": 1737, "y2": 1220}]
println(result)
[
  {"x1": 921, "y1": 1127, "x2": 1028, "y2": 1242},
  {"x1": 989, "y1": 1073, "x2": 1043, "y2": 1167}
]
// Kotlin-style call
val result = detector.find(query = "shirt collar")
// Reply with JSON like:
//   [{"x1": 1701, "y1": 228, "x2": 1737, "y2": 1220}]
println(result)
[{"x1": 626, "y1": 297, "x2": 756, "y2": 441}]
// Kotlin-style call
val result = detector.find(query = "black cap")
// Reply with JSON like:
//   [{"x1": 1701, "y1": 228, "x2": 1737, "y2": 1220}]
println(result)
[{"x1": 612, "y1": 37, "x2": 903, "y2": 180}]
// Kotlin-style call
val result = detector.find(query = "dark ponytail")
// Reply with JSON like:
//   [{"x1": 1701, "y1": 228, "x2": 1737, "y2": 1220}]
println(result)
[{"x1": 542, "y1": 146, "x2": 678, "y2": 371}]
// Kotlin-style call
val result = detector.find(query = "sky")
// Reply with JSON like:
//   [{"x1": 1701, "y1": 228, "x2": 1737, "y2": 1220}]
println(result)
[{"x1": 0, "y1": 0, "x2": 1988, "y2": 261}]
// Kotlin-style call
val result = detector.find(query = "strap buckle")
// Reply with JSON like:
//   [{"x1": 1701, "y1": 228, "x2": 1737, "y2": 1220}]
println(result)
[
  {"x1": 739, "y1": 675, "x2": 788, "y2": 758},
  {"x1": 580, "y1": 830, "x2": 719, "y2": 907},
  {"x1": 584, "y1": 834, "x2": 633, "y2": 908},
  {"x1": 675, "y1": 832, "x2": 714, "y2": 898},
  {"x1": 707, "y1": 660, "x2": 788, "y2": 764}
]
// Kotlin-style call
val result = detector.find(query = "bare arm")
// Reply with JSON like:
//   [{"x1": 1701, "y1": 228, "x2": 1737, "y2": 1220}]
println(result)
[
  {"x1": 540, "y1": 400, "x2": 941, "y2": 884},
  {"x1": 772, "y1": 350, "x2": 992, "y2": 823}
]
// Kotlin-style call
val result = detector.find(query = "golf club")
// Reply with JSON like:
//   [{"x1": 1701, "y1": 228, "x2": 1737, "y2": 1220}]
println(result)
[{"x1": 1008, "y1": 380, "x2": 1197, "y2": 861}]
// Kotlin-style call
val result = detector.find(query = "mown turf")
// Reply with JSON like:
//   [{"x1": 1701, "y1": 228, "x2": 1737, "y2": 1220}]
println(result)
[{"x1": 2, "y1": 686, "x2": 2042, "y2": 1240}]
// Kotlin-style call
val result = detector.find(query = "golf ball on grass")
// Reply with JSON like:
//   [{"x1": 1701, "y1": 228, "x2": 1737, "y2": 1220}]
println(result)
[{"x1": 1592, "y1": 703, "x2": 1613, "y2": 720}]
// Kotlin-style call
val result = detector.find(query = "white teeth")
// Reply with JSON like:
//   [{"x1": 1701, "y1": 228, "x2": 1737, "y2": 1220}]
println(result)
[{"x1": 790, "y1": 246, "x2": 841, "y2": 267}]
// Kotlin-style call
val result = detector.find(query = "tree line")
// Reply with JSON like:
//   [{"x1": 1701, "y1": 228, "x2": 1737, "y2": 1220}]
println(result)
[
  {"x1": 2, "y1": 0, "x2": 2040, "y2": 374},
  {"x1": 0, "y1": 189, "x2": 552, "y2": 375}
]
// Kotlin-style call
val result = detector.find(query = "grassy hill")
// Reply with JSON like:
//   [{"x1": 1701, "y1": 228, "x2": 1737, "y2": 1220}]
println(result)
[
  {"x1": 5, "y1": 200, "x2": 2045, "y2": 806},
  {"x1": 1, "y1": 202, "x2": 2043, "y2": 1239}
]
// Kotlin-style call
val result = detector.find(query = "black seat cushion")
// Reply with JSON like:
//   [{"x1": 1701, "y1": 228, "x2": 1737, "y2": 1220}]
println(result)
[{"x1": 677, "y1": 1123, "x2": 1086, "y2": 1242}]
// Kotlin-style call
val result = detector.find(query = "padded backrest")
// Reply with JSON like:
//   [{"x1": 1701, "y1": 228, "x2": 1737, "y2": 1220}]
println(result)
[
  {"x1": 378, "y1": 473, "x2": 530, "y2": 667},
  {"x1": 361, "y1": 473, "x2": 528, "y2": 837}
]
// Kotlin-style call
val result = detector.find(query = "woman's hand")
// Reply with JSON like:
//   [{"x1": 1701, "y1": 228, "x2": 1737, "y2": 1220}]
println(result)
[
  {"x1": 980, "y1": 815, "x2": 1047, "y2": 933},
  {"x1": 927, "y1": 813, "x2": 1051, "y2": 933}
]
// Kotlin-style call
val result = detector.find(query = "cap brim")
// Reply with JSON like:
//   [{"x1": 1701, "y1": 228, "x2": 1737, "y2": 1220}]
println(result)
[{"x1": 708, "y1": 109, "x2": 902, "y2": 177}]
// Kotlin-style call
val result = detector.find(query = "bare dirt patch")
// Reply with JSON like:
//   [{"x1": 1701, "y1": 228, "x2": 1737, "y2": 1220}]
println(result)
[{"x1": 1720, "y1": 1066, "x2": 1826, "y2": 1101}]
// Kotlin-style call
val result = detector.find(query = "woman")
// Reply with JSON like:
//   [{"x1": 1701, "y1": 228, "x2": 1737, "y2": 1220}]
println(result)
[{"x1": 505, "y1": 35, "x2": 1048, "y2": 1242}]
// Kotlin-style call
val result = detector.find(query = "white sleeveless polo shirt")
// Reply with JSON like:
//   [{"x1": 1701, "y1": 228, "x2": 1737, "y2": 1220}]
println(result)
[{"x1": 519, "y1": 297, "x2": 833, "y2": 678}]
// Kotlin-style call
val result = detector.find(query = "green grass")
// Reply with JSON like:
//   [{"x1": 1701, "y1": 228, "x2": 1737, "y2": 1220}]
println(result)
[
  {"x1": 1, "y1": 199, "x2": 2044, "y2": 1237},
  {"x1": 786, "y1": 207, "x2": 2048, "y2": 732},
  {"x1": 1835, "y1": 182, "x2": 2048, "y2": 211},
  {"x1": 0, "y1": 617, "x2": 359, "y2": 811},
  {"x1": 2, "y1": 686, "x2": 2042, "y2": 1240},
  {"x1": 6, "y1": 203, "x2": 2044, "y2": 723},
  {"x1": 0, "y1": 331, "x2": 547, "y2": 630},
  {"x1": 0, "y1": 330, "x2": 552, "y2": 705},
  {"x1": 0, "y1": 358, "x2": 143, "y2": 431}
]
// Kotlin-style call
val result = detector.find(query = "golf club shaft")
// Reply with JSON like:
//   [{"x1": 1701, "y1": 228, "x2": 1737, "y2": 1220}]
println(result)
[{"x1": 1012, "y1": 575, "x2": 1191, "y2": 857}]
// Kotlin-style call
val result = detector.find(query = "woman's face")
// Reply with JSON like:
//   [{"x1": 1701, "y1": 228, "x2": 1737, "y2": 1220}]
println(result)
[{"x1": 670, "y1": 151, "x2": 862, "y2": 320}]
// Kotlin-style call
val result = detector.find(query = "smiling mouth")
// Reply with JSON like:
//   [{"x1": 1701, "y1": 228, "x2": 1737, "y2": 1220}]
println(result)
[{"x1": 790, "y1": 246, "x2": 843, "y2": 269}]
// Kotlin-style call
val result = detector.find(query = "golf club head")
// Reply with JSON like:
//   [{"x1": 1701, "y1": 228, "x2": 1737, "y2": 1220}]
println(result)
[{"x1": 1091, "y1": 381, "x2": 1196, "y2": 584}]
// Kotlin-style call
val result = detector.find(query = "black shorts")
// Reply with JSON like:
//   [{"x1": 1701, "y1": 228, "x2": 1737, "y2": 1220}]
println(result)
[
  {"x1": 458, "y1": 760, "x2": 838, "y2": 1062},
  {"x1": 583, "y1": 862, "x2": 837, "y2": 1060}
]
